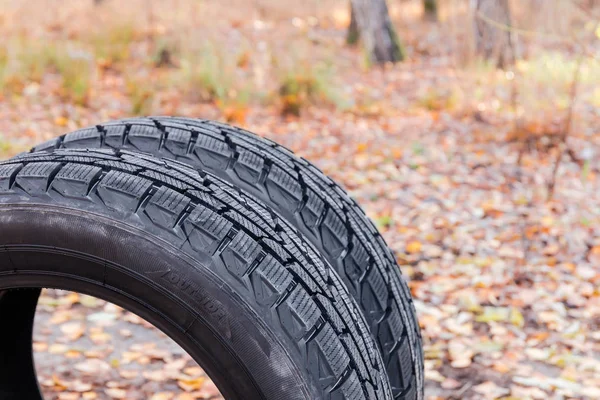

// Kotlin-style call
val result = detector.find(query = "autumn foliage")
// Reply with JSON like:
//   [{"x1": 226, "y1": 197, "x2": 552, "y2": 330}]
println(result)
[{"x1": 0, "y1": 0, "x2": 599, "y2": 399}]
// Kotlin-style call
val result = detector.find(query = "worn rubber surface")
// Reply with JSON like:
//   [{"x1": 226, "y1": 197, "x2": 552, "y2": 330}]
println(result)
[
  {"x1": 0, "y1": 149, "x2": 392, "y2": 400},
  {"x1": 34, "y1": 117, "x2": 424, "y2": 399}
]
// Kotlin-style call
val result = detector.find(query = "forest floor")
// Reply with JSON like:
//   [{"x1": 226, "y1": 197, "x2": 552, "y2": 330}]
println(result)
[{"x1": 1, "y1": 0, "x2": 599, "y2": 399}]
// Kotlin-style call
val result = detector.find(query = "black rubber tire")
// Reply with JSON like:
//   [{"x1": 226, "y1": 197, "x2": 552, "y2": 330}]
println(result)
[
  {"x1": 33, "y1": 116, "x2": 424, "y2": 399},
  {"x1": 0, "y1": 149, "x2": 392, "y2": 400}
]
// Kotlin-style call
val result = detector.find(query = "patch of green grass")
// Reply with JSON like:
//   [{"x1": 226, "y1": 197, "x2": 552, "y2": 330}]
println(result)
[
  {"x1": 176, "y1": 46, "x2": 233, "y2": 102},
  {"x1": 126, "y1": 75, "x2": 154, "y2": 116},
  {"x1": 412, "y1": 142, "x2": 426, "y2": 156},
  {"x1": 16, "y1": 42, "x2": 56, "y2": 82},
  {"x1": 517, "y1": 52, "x2": 600, "y2": 87},
  {"x1": 0, "y1": 41, "x2": 58, "y2": 93},
  {"x1": 152, "y1": 37, "x2": 179, "y2": 68},
  {"x1": 0, "y1": 46, "x2": 9, "y2": 92},
  {"x1": 418, "y1": 87, "x2": 460, "y2": 111},
  {"x1": 277, "y1": 62, "x2": 345, "y2": 115},
  {"x1": 174, "y1": 44, "x2": 258, "y2": 111},
  {"x1": 89, "y1": 21, "x2": 137, "y2": 65},
  {"x1": 512, "y1": 53, "x2": 600, "y2": 112},
  {"x1": 0, "y1": 40, "x2": 58, "y2": 92},
  {"x1": 581, "y1": 159, "x2": 591, "y2": 181},
  {"x1": 375, "y1": 215, "x2": 394, "y2": 229},
  {"x1": 52, "y1": 50, "x2": 93, "y2": 105},
  {"x1": 581, "y1": 217, "x2": 591, "y2": 227},
  {"x1": 217, "y1": 89, "x2": 251, "y2": 123},
  {"x1": 0, "y1": 136, "x2": 13, "y2": 158},
  {"x1": 0, "y1": 39, "x2": 93, "y2": 103}
]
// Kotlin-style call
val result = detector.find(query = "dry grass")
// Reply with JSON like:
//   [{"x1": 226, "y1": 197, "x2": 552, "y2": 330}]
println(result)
[
  {"x1": 88, "y1": 20, "x2": 139, "y2": 66},
  {"x1": 0, "y1": 0, "x2": 595, "y2": 128},
  {"x1": 52, "y1": 48, "x2": 94, "y2": 105},
  {"x1": 126, "y1": 73, "x2": 155, "y2": 116}
]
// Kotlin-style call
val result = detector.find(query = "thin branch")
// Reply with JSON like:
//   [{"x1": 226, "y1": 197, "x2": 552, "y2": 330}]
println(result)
[
  {"x1": 547, "y1": 14, "x2": 600, "y2": 200},
  {"x1": 546, "y1": 54, "x2": 584, "y2": 200},
  {"x1": 475, "y1": 2, "x2": 600, "y2": 63},
  {"x1": 474, "y1": 9, "x2": 564, "y2": 40}
]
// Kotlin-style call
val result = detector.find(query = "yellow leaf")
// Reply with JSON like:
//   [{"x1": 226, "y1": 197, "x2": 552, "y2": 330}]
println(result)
[
  {"x1": 54, "y1": 116, "x2": 69, "y2": 127},
  {"x1": 509, "y1": 308, "x2": 525, "y2": 328},
  {"x1": 65, "y1": 350, "x2": 82, "y2": 359},
  {"x1": 356, "y1": 142, "x2": 368, "y2": 152},
  {"x1": 406, "y1": 241, "x2": 422, "y2": 254},
  {"x1": 332, "y1": 7, "x2": 351, "y2": 29},
  {"x1": 475, "y1": 307, "x2": 509, "y2": 323},
  {"x1": 178, "y1": 376, "x2": 206, "y2": 391}
]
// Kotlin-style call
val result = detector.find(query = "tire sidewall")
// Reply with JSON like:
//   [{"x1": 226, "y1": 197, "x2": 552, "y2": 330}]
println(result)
[{"x1": 0, "y1": 204, "x2": 318, "y2": 400}]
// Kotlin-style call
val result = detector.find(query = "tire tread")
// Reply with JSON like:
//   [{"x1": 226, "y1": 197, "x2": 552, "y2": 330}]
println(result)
[{"x1": 3, "y1": 149, "x2": 391, "y2": 400}]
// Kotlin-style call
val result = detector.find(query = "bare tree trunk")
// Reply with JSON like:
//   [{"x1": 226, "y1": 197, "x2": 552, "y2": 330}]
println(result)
[
  {"x1": 472, "y1": 0, "x2": 516, "y2": 68},
  {"x1": 424, "y1": 0, "x2": 438, "y2": 21},
  {"x1": 347, "y1": 3, "x2": 360, "y2": 45},
  {"x1": 350, "y1": 0, "x2": 404, "y2": 64}
]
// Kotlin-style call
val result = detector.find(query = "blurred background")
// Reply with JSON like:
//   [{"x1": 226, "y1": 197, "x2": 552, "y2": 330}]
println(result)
[{"x1": 1, "y1": 0, "x2": 599, "y2": 399}]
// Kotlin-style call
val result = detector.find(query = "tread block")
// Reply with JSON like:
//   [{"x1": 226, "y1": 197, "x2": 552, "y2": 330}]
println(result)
[
  {"x1": 144, "y1": 186, "x2": 190, "y2": 230},
  {"x1": 62, "y1": 128, "x2": 102, "y2": 148},
  {"x1": 388, "y1": 338, "x2": 413, "y2": 394},
  {"x1": 32, "y1": 138, "x2": 60, "y2": 152},
  {"x1": 361, "y1": 270, "x2": 388, "y2": 323},
  {"x1": 233, "y1": 149, "x2": 264, "y2": 185},
  {"x1": 265, "y1": 165, "x2": 302, "y2": 209},
  {"x1": 316, "y1": 294, "x2": 345, "y2": 334},
  {"x1": 0, "y1": 164, "x2": 23, "y2": 192},
  {"x1": 96, "y1": 171, "x2": 152, "y2": 212},
  {"x1": 183, "y1": 205, "x2": 232, "y2": 255},
  {"x1": 60, "y1": 148, "x2": 117, "y2": 159},
  {"x1": 250, "y1": 255, "x2": 293, "y2": 306},
  {"x1": 277, "y1": 286, "x2": 321, "y2": 341},
  {"x1": 307, "y1": 324, "x2": 350, "y2": 388},
  {"x1": 127, "y1": 124, "x2": 162, "y2": 152},
  {"x1": 242, "y1": 195, "x2": 276, "y2": 226},
  {"x1": 320, "y1": 210, "x2": 348, "y2": 260},
  {"x1": 193, "y1": 135, "x2": 232, "y2": 170},
  {"x1": 260, "y1": 238, "x2": 291, "y2": 262},
  {"x1": 300, "y1": 189, "x2": 324, "y2": 230},
  {"x1": 378, "y1": 302, "x2": 405, "y2": 355},
  {"x1": 16, "y1": 162, "x2": 62, "y2": 195},
  {"x1": 398, "y1": 338, "x2": 413, "y2": 387},
  {"x1": 340, "y1": 333, "x2": 369, "y2": 382},
  {"x1": 366, "y1": 268, "x2": 388, "y2": 309},
  {"x1": 52, "y1": 164, "x2": 102, "y2": 198},
  {"x1": 164, "y1": 127, "x2": 191, "y2": 156},
  {"x1": 186, "y1": 189, "x2": 226, "y2": 212},
  {"x1": 220, "y1": 231, "x2": 262, "y2": 280},
  {"x1": 330, "y1": 371, "x2": 362, "y2": 400},
  {"x1": 225, "y1": 210, "x2": 268, "y2": 239},
  {"x1": 103, "y1": 125, "x2": 127, "y2": 148},
  {"x1": 288, "y1": 263, "x2": 322, "y2": 296},
  {"x1": 342, "y1": 238, "x2": 369, "y2": 284},
  {"x1": 96, "y1": 160, "x2": 141, "y2": 173},
  {"x1": 140, "y1": 170, "x2": 194, "y2": 191},
  {"x1": 398, "y1": 377, "x2": 417, "y2": 400}
]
